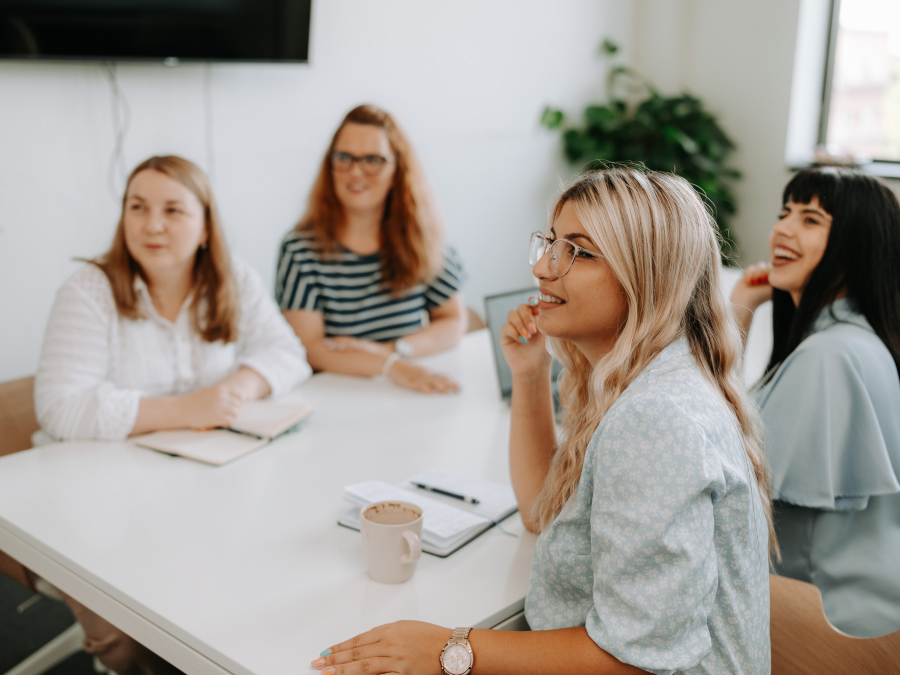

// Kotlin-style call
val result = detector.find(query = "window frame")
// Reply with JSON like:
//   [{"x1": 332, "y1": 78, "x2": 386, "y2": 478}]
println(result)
[{"x1": 816, "y1": 0, "x2": 900, "y2": 175}]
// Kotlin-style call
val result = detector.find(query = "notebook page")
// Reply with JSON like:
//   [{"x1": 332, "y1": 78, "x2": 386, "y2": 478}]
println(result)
[
  {"x1": 402, "y1": 468, "x2": 518, "y2": 523},
  {"x1": 343, "y1": 481, "x2": 489, "y2": 542},
  {"x1": 133, "y1": 429, "x2": 267, "y2": 465},
  {"x1": 230, "y1": 401, "x2": 313, "y2": 439}
]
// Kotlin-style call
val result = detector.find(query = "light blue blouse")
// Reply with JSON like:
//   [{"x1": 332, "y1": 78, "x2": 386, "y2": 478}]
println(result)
[
  {"x1": 526, "y1": 338, "x2": 770, "y2": 675},
  {"x1": 755, "y1": 298, "x2": 900, "y2": 638}
]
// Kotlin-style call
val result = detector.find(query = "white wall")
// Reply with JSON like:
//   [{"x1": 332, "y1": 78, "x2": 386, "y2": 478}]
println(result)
[
  {"x1": 630, "y1": 0, "x2": 803, "y2": 266},
  {"x1": 0, "y1": 0, "x2": 633, "y2": 382}
]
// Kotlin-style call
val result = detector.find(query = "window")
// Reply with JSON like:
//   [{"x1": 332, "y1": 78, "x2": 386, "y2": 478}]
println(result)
[{"x1": 820, "y1": 0, "x2": 900, "y2": 163}]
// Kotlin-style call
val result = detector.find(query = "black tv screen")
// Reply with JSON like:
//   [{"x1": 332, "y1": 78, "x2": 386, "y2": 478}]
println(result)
[{"x1": 0, "y1": 0, "x2": 312, "y2": 62}]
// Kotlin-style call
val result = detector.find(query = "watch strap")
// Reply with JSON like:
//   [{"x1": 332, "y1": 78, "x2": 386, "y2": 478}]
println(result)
[{"x1": 449, "y1": 627, "x2": 471, "y2": 642}]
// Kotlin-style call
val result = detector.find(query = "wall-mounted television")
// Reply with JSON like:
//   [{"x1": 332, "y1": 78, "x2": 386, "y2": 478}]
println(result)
[{"x1": 0, "y1": 0, "x2": 312, "y2": 62}]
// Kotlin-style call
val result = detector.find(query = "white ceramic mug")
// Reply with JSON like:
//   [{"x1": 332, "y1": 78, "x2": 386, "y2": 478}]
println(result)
[{"x1": 360, "y1": 500, "x2": 423, "y2": 584}]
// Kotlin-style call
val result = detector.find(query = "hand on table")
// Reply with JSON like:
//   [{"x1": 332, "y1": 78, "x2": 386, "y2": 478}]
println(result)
[
  {"x1": 500, "y1": 297, "x2": 552, "y2": 379},
  {"x1": 180, "y1": 382, "x2": 249, "y2": 430},
  {"x1": 387, "y1": 359, "x2": 459, "y2": 395},
  {"x1": 311, "y1": 621, "x2": 449, "y2": 675}
]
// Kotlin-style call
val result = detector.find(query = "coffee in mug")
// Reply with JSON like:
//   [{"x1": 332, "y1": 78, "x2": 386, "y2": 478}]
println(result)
[{"x1": 360, "y1": 500, "x2": 423, "y2": 584}]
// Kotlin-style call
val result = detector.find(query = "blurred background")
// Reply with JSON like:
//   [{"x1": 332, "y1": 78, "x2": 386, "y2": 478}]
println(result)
[{"x1": 1, "y1": 0, "x2": 897, "y2": 383}]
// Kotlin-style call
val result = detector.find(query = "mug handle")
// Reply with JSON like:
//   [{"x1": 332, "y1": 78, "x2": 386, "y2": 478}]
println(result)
[{"x1": 400, "y1": 530, "x2": 421, "y2": 564}]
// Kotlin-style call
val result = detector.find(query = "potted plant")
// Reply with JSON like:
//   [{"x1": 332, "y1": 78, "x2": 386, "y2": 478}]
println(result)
[{"x1": 541, "y1": 40, "x2": 741, "y2": 262}]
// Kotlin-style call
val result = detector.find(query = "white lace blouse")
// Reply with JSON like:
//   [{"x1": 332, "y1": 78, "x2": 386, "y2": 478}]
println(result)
[{"x1": 34, "y1": 259, "x2": 312, "y2": 442}]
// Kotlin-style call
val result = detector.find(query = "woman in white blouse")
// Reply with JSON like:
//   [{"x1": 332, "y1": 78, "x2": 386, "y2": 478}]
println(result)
[
  {"x1": 9, "y1": 155, "x2": 311, "y2": 674},
  {"x1": 34, "y1": 155, "x2": 311, "y2": 442}
]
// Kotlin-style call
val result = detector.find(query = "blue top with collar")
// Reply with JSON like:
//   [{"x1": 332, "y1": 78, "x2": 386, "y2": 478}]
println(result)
[
  {"x1": 756, "y1": 297, "x2": 900, "y2": 638},
  {"x1": 526, "y1": 337, "x2": 770, "y2": 675}
]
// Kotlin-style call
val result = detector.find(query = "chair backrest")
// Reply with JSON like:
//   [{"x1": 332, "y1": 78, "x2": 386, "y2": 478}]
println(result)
[
  {"x1": 466, "y1": 307, "x2": 486, "y2": 333},
  {"x1": 0, "y1": 376, "x2": 39, "y2": 457},
  {"x1": 770, "y1": 574, "x2": 900, "y2": 674}
]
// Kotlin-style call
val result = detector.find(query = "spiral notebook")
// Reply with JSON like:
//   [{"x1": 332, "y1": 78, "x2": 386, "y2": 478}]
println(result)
[
  {"x1": 133, "y1": 401, "x2": 313, "y2": 466},
  {"x1": 338, "y1": 468, "x2": 519, "y2": 557}
]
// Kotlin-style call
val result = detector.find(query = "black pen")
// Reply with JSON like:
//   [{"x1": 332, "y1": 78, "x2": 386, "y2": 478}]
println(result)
[{"x1": 412, "y1": 482, "x2": 480, "y2": 505}]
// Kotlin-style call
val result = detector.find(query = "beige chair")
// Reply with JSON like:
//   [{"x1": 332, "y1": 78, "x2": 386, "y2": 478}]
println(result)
[
  {"x1": 770, "y1": 574, "x2": 900, "y2": 674},
  {"x1": 0, "y1": 376, "x2": 39, "y2": 458},
  {"x1": 466, "y1": 307, "x2": 486, "y2": 333},
  {"x1": 0, "y1": 375, "x2": 86, "y2": 675}
]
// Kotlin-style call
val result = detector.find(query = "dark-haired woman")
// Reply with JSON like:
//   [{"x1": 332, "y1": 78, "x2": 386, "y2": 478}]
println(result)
[
  {"x1": 731, "y1": 167, "x2": 900, "y2": 638},
  {"x1": 276, "y1": 105, "x2": 466, "y2": 395}
]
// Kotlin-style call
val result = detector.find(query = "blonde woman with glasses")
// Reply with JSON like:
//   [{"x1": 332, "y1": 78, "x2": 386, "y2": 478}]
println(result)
[{"x1": 308, "y1": 168, "x2": 774, "y2": 675}]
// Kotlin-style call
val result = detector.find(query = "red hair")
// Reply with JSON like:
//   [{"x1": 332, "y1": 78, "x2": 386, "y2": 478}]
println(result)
[{"x1": 296, "y1": 104, "x2": 443, "y2": 294}]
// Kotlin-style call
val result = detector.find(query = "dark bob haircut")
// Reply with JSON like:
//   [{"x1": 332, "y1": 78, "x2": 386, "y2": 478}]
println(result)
[{"x1": 765, "y1": 167, "x2": 900, "y2": 381}]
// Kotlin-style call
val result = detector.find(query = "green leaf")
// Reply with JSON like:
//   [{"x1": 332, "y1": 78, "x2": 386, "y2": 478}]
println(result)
[
  {"x1": 584, "y1": 105, "x2": 618, "y2": 129},
  {"x1": 599, "y1": 39, "x2": 619, "y2": 55},
  {"x1": 663, "y1": 126, "x2": 699, "y2": 155},
  {"x1": 540, "y1": 107, "x2": 565, "y2": 130}
]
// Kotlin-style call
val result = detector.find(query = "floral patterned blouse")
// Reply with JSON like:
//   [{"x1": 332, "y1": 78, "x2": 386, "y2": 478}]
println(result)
[{"x1": 525, "y1": 338, "x2": 770, "y2": 675}]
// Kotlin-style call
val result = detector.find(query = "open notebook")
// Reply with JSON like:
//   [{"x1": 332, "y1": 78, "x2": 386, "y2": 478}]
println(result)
[
  {"x1": 338, "y1": 468, "x2": 519, "y2": 557},
  {"x1": 133, "y1": 401, "x2": 313, "y2": 466}
]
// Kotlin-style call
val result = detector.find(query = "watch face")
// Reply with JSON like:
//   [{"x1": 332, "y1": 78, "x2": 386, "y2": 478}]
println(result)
[
  {"x1": 395, "y1": 338, "x2": 413, "y2": 358},
  {"x1": 441, "y1": 643, "x2": 471, "y2": 675}
]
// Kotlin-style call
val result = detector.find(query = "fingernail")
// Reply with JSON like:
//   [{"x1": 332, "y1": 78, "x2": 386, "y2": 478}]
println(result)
[
  {"x1": 319, "y1": 649, "x2": 332, "y2": 657},
  {"x1": 519, "y1": 336, "x2": 528, "y2": 345},
  {"x1": 520, "y1": 329, "x2": 530, "y2": 339},
  {"x1": 528, "y1": 296, "x2": 539, "y2": 306},
  {"x1": 528, "y1": 323, "x2": 537, "y2": 335},
  {"x1": 320, "y1": 668, "x2": 336, "y2": 674},
  {"x1": 311, "y1": 657, "x2": 325, "y2": 668}
]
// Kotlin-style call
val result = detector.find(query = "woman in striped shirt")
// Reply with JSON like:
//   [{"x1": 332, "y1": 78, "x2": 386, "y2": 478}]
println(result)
[{"x1": 276, "y1": 105, "x2": 467, "y2": 394}]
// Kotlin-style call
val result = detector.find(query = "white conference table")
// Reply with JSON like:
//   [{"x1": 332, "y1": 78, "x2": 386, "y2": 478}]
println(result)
[{"x1": 0, "y1": 329, "x2": 536, "y2": 675}]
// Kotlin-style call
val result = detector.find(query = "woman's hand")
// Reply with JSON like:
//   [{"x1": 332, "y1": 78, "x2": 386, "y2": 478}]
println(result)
[
  {"x1": 179, "y1": 382, "x2": 248, "y2": 430},
  {"x1": 311, "y1": 621, "x2": 449, "y2": 675},
  {"x1": 730, "y1": 262, "x2": 773, "y2": 338},
  {"x1": 387, "y1": 359, "x2": 459, "y2": 395},
  {"x1": 731, "y1": 262, "x2": 773, "y2": 309},
  {"x1": 500, "y1": 298, "x2": 552, "y2": 379}
]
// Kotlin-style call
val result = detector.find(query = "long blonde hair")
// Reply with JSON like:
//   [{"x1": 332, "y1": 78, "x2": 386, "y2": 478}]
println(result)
[
  {"x1": 531, "y1": 168, "x2": 776, "y2": 555},
  {"x1": 297, "y1": 104, "x2": 443, "y2": 295},
  {"x1": 89, "y1": 155, "x2": 239, "y2": 343}
]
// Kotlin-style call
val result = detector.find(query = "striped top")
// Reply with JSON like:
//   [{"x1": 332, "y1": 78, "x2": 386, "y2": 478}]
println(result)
[{"x1": 276, "y1": 229, "x2": 464, "y2": 341}]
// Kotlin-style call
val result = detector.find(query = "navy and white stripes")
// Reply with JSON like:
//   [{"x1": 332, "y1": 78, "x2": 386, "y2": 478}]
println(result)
[{"x1": 276, "y1": 230, "x2": 464, "y2": 342}]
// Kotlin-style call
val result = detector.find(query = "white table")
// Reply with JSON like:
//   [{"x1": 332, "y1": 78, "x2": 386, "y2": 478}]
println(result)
[{"x1": 0, "y1": 330, "x2": 536, "y2": 675}]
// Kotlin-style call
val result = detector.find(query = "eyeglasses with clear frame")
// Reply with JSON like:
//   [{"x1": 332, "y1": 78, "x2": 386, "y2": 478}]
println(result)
[
  {"x1": 529, "y1": 231, "x2": 604, "y2": 277},
  {"x1": 329, "y1": 151, "x2": 394, "y2": 175}
]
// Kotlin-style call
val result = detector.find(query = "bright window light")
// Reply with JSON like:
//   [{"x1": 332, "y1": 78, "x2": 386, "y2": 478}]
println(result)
[{"x1": 824, "y1": 0, "x2": 900, "y2": 162}]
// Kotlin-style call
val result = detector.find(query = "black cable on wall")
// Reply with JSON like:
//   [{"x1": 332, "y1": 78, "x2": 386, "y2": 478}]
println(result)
[{"x1": 104, "y1": 62, "x2": 130, "y2": 202}]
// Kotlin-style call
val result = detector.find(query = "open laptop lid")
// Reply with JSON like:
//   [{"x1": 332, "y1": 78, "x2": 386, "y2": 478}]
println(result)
[{"x1": 483, "y1": 287, "x2": 539, "y2": 401}]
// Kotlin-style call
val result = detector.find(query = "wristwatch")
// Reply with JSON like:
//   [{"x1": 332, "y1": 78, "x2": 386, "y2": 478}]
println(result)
[
  {"x1": 440, "y1": 627, "x2": 474, "y2": 675},
  {"x1": 394, "y1": 337, "x2": 414, "y2": 359}
]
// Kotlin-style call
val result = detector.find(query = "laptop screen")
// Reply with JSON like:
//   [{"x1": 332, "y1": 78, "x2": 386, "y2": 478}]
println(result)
[{"x1": 483, "y1": 288, "x2": 537, "y2": 400}]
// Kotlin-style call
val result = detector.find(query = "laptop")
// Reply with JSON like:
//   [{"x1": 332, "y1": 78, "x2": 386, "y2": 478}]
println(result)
[{"x1": 483, "y1": 288, "x2": 563, "y2": 415}]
